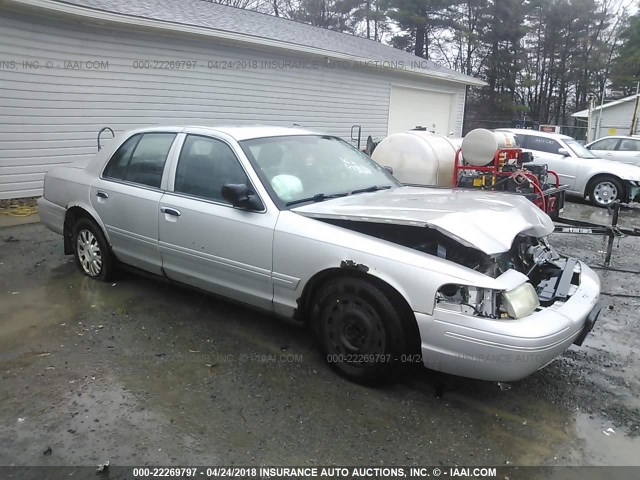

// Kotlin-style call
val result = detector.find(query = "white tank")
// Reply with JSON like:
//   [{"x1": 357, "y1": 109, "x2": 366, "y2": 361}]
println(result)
[
  {"x1": 461, "y1": 129, "x2": 518, "y2": 166},
  {"x1": 371, "y1": 131, "x2": 461, "y2": 187}
]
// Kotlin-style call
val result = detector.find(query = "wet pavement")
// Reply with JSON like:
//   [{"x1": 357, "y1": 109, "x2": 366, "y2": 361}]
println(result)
[{"x1": 0, "y1": 202, "x2": 639, "y2": 469}]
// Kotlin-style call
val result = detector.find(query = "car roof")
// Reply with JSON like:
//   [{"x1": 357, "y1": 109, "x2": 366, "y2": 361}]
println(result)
[
  {"x1": 496, "y1": 128, "x2": 574, "y2": 141},
  {"x1": 126, "y1": 125, "x2": 321, "y2": 141},
  {"x1": 591, "y1": 135, "x2": 639, "y2": 140}
]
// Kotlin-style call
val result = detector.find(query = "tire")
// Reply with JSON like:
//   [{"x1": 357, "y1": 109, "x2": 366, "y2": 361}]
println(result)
[
  {"x1": 311, "y1": 276, "x2": 411, "y2": 384},
  {"x1": 588, "y1": 176, "x2": 624, "y2": 208},
  {"x1": 72, "y1": 217, "x2": 115, "y2": 281}
]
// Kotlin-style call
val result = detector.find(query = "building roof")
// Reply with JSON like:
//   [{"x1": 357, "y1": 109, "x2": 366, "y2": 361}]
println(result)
[
  {"x1": 572, "y1": 94, "x2": 639, "y2": 118},
  {"x1": 11, "y1": 0, "x2": 485, "y2": 86}
]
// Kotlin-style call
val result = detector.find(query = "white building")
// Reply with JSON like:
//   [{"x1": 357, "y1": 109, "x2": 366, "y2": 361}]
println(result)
[
  {"x1": 572, "y1": 94, "x2": 640, "y2": 141},
  {"x1": 0, "y1": 0, "x2": 483, "y2": 200}
]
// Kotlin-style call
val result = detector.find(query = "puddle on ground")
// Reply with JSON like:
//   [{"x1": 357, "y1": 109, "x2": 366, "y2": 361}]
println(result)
[{"x1": 573, "y1": 412, "x2": 640, "y2": 465}]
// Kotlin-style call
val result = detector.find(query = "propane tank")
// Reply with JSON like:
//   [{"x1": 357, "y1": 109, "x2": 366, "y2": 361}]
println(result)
[
  {"x1": 461, "y1": 129, "x2": 518, "y2": 166},
  {"x1": 371, "y1": 131, "x2": 461, "y2": 187}
]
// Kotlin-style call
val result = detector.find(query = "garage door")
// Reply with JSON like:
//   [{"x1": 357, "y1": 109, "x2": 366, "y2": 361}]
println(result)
[{"x1": 388, "y1": 86, "x2": 453, "y2": 135}]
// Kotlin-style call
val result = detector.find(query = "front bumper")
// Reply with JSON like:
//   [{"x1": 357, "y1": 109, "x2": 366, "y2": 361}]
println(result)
[{"x1": 415, "y1": 261, "x2": 601, "y2": 382}]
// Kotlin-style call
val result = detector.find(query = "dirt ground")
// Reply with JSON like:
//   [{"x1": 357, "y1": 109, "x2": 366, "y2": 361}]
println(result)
[{"x1": 0, "y1": 200, "x2": 639, "y2": 471}]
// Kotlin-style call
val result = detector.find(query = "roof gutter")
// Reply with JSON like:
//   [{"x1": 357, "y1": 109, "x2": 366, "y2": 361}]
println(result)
[{"x1": 6, "y1": 0, "x2": 486, "y2": 87}]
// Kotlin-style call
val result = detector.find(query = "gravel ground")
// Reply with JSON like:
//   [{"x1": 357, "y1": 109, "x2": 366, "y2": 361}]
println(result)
[{"x1": 0, "y1": 202, "x2": 639, "y2": 471}]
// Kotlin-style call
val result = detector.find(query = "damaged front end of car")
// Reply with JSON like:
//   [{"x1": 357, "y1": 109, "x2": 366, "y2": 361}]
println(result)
[
  {"x1": 436, "y1": 235, "x2": 584, "y2": 323},
  {"x1": 311, "y1": 215, "x2": 600, "y2": 381},
  {"x1": 292, "y1": 187, "x2": 601, "y2": 381}
]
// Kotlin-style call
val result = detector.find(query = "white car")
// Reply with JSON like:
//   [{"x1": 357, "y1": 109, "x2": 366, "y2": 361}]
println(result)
[
  {"x1": 586, "y1": 136, "x2": 640, "y2": 167},
  {"x1": 497, "y1": 128, "x2": 640, "y2": 207}
]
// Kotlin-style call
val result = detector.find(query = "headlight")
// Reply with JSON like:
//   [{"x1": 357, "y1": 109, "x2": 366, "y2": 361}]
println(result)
[
  {"x1": 501, "y1": 282, "x2": 539, "y2": 319},
  {"x1": 437, "y1": 285, "x2": 500, "y2": 318},
  {"x1": 437, "y1": 282, "x2": 539, "y2": 319}
]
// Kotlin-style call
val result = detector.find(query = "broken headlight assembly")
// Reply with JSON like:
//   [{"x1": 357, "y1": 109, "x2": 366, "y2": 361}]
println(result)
[{"x1": 437, "y1": 282, "x2": 539, "y2": 319}]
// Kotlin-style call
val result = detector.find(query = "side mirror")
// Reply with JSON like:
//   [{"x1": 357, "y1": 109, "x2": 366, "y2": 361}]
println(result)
[
  {"x1": 383, "y1": 165, "x2": 394, "y2": 175},
  {"x1": 221, "y1": 183, "x2": 264, "y2": 211},
  {"x1": 557, "y1": 148, "x2": 570, "y2": 157}
]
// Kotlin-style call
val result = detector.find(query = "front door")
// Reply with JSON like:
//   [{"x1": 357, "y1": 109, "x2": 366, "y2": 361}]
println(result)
[{"x1": 158, "y1": 134, "x2": 277, "y2": 310}]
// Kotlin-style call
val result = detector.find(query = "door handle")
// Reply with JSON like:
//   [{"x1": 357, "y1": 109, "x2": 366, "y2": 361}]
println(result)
[
  {"x1": 160, "y1": 206, "x2": 181, "y2": 217},
  {"x1": 96, "y1": 191, "x2": 109, "y2": 199}
]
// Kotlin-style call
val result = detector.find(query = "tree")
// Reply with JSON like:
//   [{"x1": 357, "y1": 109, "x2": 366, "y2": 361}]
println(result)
[
  {"x1": 287, "y1": 0, "x2": 360, "y2": 31},
  {"x1": 384, "y1": 0, "x2": 458, "y2": 58},
  {"x1": 611, "y1": 10, "x2": 640, "y2": 95}
]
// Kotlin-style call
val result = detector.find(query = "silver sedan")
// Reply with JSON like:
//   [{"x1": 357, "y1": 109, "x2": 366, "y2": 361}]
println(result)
[{"x1": 38, "y1": 126, "x2": 601, "y2": 383}]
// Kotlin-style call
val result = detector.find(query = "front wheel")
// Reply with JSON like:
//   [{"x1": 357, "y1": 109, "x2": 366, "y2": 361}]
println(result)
[
  {"x1": 588, "y1": 176, "x2": 624, "y2": 208},
  {"x1": 311, "y1": 276, "x2": 411, "y2": 384},
  {"x1": 72, "y1": 218, "x2": 115, "y2": 281}
]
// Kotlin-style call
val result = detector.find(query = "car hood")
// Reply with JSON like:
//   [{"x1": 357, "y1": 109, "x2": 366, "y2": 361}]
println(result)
[{"x1": 292, "y1": 187, "x2": 554, "y2": 255}]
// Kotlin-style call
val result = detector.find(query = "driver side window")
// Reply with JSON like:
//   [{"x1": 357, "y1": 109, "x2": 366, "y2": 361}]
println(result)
[{"x1": 174, "y1": 135, "x2": 249, "y2": 203}]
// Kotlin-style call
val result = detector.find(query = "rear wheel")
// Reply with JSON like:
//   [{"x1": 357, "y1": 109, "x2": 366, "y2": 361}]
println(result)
[
  {"x1": 72, "y1": 218, "x2": 115, "y2": 281},
  {"x1": 311, "y1": 276, "x2": 410, "y2": 383},
  {"x1": 588, "y1": 176, "x2": 624, "y2": 208}
]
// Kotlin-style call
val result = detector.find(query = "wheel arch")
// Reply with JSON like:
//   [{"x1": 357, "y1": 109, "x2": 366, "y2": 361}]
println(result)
[
  {"x1": 297, "y1": 267, "x2": 421, "y2": 354},
  {"x1": 63, "y1": 204, "x2": 109, "y2": 255},
  {"x1": 584, "y1": 173, "x2": 626, "y2": 200}
]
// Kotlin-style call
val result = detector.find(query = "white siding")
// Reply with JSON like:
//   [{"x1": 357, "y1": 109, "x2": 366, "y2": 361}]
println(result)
[
  {"x1": 591, "y1": 101, "x2": 639, "y2": 139},
  {"x1": 0, "y1": 8, "x2": 466, "y2": 199}
]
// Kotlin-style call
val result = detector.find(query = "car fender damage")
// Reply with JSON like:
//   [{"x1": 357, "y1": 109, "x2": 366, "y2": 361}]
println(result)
[
  {"x1": 315, "y1": 217, "x2": 589, "y2": 321},
  {"x1": 339, "y1": 260, "x2": 369, "y2": 273}
]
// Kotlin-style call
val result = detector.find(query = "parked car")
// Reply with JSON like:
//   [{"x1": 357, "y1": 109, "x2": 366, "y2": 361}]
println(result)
[
  {"x1": 497, "y1": 128, "x2": 640, "y2": 207},
  {"x1": 586, "y1": 136, "x2": 640, "y2": 167},
  {"x1": 38, "y1": 126, "x2": 601, "y2": 383}
]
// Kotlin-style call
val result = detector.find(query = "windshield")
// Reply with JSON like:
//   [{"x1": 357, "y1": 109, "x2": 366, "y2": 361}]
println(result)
[
  {"x1": 565, "y1": 139, "x2": 597, "y2": 159},
  {"x1": 240, "y1": 135, "x2": 400, "y2": 207}
]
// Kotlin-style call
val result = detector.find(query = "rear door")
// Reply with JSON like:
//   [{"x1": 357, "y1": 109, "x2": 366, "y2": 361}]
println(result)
[
  {"x1": 158, "y1": 133, "x2": 277, "y2": 310},
  {"x1": 90, "y1": 131, "x2": 178, "y2": 274},
  {"x1": 615, "y1": 138, "x2": 640, "y2": 165}
]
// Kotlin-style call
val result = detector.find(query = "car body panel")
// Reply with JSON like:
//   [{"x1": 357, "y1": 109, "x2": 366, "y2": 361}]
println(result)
[
  {"x1": 292, "y1": 186, "x2": 554, "y2": 255},
  {"x1": 157, "y1": 191, "x2": 278, "y2": 310},
  {"x1": 38, "y1": 125, "x2": 601, "y2": 382},
  {"x1": 271, "y1": 209, "x2": 529, "y2": 319}
]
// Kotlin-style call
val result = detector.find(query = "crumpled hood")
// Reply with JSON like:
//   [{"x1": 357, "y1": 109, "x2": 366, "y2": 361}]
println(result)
[{"x1": 292, "y1": 186, "x2": 554, "y2": 255}]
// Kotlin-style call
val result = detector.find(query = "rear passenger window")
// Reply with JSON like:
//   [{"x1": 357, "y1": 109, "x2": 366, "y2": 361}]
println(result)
[
  {"x1": 619, "y1": 139, "x2": 640, "y2": 151},
  {"x1": 527, "y1": 136, "x2": 561, "y2": 154},
  {"x1": 174, "y1": 135, "x2": 248, "y2": 203},
  {"x1": 103, "y1": 133, "x2": 176, "y2": 188},
  {"x1": 103, "y1": 134, "x2": 141, "y2": 180}
]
